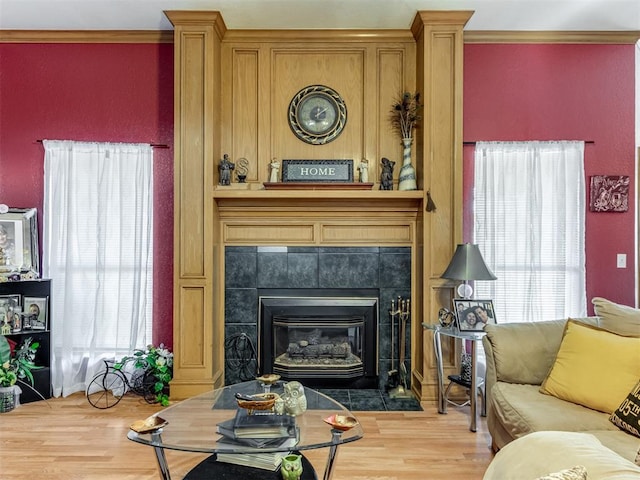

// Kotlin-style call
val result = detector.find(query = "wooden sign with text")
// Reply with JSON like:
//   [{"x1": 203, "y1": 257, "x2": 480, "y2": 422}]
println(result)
[{"x1": 282, "y1": 159, "x2": 353, "y2": 183}]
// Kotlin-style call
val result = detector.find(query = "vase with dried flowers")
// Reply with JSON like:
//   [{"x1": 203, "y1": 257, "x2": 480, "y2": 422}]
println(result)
[{"x1": 390, "y1": 92, "x2": 421, "y2": 191}]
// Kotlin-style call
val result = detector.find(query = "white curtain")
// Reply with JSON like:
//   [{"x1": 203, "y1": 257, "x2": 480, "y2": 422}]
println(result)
[
  {"x1": 42, "y1": 140, "x2": 153, "y2": 397},
  {"x1": 474, "y1": 141, "x2": 586, "y2": 323}
]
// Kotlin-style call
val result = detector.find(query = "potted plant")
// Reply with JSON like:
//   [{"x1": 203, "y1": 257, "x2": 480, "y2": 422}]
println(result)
[
  {"x1": 114, "y1": 343, "x2": 173, "y2": 406},
  {"x1": 0, "y1": 335, "x2": 41, "y2": 412},
  {"x1": 390, "y1": 91, "x2": 421, "y2": 191}
]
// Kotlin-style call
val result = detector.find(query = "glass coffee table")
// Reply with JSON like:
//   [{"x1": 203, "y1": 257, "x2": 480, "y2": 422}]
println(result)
[{"x1": 127, "y1": 380, "x2": 363, "y2": 480}]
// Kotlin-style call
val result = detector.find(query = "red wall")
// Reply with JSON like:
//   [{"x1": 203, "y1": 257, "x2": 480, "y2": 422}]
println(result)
[
  {"x1": 463, "y1": 43, "x2": 637, "y2": 312},
  {"x1": 0, "y1": 43, "x2": 175, "y2": 347},
  {"x1": 0, "y1": 41, "x2": 635, "y2": 346}
]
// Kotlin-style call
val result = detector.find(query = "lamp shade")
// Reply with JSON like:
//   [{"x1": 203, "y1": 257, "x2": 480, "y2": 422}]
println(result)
[{"x1": 441, "y1": 244, "x2": 497, "y2": 281}]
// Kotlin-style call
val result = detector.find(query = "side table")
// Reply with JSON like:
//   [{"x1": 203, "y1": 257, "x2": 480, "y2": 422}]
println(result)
[{"x1": 423, "y1": 323, "x2": 486, "y2": 432}]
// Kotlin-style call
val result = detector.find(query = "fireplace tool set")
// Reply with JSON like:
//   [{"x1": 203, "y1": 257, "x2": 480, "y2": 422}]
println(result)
[{"x1": 388, "y1": 296, "x2": 413, "y2": 399}]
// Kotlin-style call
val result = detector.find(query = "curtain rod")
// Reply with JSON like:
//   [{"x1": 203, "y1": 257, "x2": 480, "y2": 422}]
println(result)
[
  {"x1": 463, "y1": 140, "x2": 594, "y2": 146},
  {"x1": 36, "y1": 139, "x2": 169, "y2": 149}
]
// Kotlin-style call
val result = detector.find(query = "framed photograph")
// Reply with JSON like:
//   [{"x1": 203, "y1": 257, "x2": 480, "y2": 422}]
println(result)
[
  {"x1": 23, "y1": 296, "x2": 48, "y2": 331},
  {"x1": 0, "y1": 208, "x2": 40, "y2": 276},
  {"x1": 0, "y1": 294, "x2": 22, "y2": 333},
  {"x1": 453, "y1": 299, "x2": 496, "y2": 332}
]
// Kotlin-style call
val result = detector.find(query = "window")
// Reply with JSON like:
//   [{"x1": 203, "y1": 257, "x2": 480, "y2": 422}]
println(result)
[
  {"x1": 43, "y1": 140, "x2": 153, "y2": 397},
  {"x1": 473, "y1": 141, "x2": 586, "y2": 323}
]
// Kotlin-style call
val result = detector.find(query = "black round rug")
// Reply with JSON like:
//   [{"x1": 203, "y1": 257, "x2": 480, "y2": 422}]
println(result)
[{"x1": 184, "y1": 452, "x2": 318, "y2": 480}]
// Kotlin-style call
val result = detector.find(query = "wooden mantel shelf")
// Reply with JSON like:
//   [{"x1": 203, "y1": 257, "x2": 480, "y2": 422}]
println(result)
[
  {"x1": 213, "y1": 188, "x2": 425, "y2": 200},
  {"x1": 213, "y1": 188, "x2": 425, "y2": 215}
]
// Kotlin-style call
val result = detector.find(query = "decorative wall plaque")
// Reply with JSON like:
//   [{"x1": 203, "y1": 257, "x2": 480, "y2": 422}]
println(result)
[
  {"x1": 589, "y1": 175, "x2": 630, "y2": 212},
  {"x1": 282, "y1": 160, "x2": 353, "y2": 183}
]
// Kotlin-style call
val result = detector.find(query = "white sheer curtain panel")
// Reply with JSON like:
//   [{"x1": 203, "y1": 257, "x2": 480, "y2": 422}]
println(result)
[
  {"x1": 474, "y1": 141, "x2": 586, "y2": 323},
  {"x1": 42, "y1": 140, "x2": 153, "y2": 397}
]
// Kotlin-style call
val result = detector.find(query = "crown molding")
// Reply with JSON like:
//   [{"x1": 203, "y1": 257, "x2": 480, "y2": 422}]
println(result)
[
  {"x1": 1, "y1": 29, "x2": 638, "y2": 45},
  {"x1": 464, "y1": 30, "x2": 640, "y2": 44},
  {"x1": 0, "y1": 30, "x2": 173, "y2": 43}
]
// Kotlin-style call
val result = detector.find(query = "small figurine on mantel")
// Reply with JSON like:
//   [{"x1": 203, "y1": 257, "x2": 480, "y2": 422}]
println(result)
[
  {"x1": 269, "y1": 159, "x2": 280, "y2": 183},
  {"x1": 380, "y1": 157, "x2": 395, "y2": 190},
  {"x1": 358, "y1": 158, "x2": 369, "y2": 183},
  {"x1": 218, "y1": 154, "x2": 235, "y2": 186},
  {"x1": 236, "y1": 157, "x2": 249, "y2": 183}
]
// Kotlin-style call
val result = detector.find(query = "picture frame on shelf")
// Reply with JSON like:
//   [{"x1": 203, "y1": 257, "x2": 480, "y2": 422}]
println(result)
[
  {"x1": 0, "y1": 208, "x2": 40, "y2": 278},
  {"x1": 453, "y1": 299, "x2": 496, "y2": 332},
  {"x1": 0, "y1": 294, "x2": 21, "y2": 334},
  {"x1": 23, "y1": 296, "x2": 48, "y2": 331}
]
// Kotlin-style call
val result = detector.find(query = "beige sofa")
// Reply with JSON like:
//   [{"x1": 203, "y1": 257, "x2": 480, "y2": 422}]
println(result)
[{"x1": 481, "y1": 300, "x2": 640, "y2": 478}]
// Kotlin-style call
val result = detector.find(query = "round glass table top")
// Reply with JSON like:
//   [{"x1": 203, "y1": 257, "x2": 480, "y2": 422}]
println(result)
[{"x1": 127, "y1": 380, "x2": 363, "y2": 454}]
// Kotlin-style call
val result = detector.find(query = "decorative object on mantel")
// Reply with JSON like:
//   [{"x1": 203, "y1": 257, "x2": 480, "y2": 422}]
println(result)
[
  {"x1": 270, "y1": 159, "x2": 280, "y2": 183},
  {"x1": 282, "y1": 159, "x2": 353, "y2": 183},
  {"x1": 390, "y1": 92, "x2": 421, "y2": 191},
  {"x1": 218, "y1": 154, "x2": 235, "y2": 186},
  {"x1": 379, "y1": 157, "x2": 395, "y2": 190},
  {"x1": 357, "y1": 158, "x2": 369, "y2": 183},
  {"x1": 589, "y1": 175, "x2": 630, "y2": 212},
  {"x1": 236, "y1": 157, "x2": 249, "y2": 183}
]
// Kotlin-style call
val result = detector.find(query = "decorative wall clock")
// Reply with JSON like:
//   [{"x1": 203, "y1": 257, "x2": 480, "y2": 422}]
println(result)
[{"x1": 288, "y1": 85, "x2": 347, "y2": 145}]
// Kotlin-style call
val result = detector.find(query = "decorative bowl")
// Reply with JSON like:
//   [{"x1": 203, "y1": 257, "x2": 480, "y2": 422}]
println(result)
[
  {"x1": 256, "y1": 373, "x2": 281, "y2": 385},
  {"x1": 323, "y1": 414, "x2": 359, "y2": 431},
  {"x1": 130, "y1": 415, "x2": 168, "y2": 434},
  {"x1": 235, "y1": 392, "x2": 278, "y2": 413}
]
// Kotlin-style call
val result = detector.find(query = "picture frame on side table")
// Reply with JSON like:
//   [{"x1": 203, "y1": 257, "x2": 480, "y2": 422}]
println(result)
[
  {"x1": 453, "y1": 299, "x2": 496, "y2": 332},
  {"x1": 23, "y1": 296, "x2": 48, "y2": 331}
]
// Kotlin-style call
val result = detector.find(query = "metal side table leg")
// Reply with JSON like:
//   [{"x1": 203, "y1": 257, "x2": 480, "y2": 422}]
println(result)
[
  {"x1": 433, "y1": 330, "x2": 446, "y2": 414},
  {"x1": 150, "y1": 431, "x2": 171, "y2": 480},
  {"x1": 469, "y1": 340, "x2": 478, "y2": 432},
  {"x1": 323, "y1": 429, "x2": 343, "y2": 480}
]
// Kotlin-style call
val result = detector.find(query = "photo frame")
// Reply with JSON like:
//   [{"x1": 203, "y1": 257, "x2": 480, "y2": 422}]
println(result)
[
  {"x1": 0, "y1": 208, "x2": 40, "y2": 277},
  {"x1": 0, "y1": 294, "x2": 22, "y2": 334},
  {"x1": 22, "y1": 296, "x2": 48, "y2": 331},
  {"x1": 453, "y1": 299, "x2": 496, "y2": 332}
]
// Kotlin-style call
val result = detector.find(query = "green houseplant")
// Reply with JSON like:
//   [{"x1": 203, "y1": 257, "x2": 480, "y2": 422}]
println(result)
[
  {"x1": 114, "y1": 343, "x2": 173, "y2": 406},
  {"x1": 0, "y1": 335, "x2": 41, "y2": 412}
]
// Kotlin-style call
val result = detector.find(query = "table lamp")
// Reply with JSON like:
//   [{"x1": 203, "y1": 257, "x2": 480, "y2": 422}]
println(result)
[{"x1": 441, "y1": 243, "x2": 496, "y2": 299}]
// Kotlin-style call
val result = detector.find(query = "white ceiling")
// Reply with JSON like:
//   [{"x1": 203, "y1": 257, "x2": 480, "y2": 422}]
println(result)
[{"x1": 0, "y1": 0, "x2": 639, "y2": 32}]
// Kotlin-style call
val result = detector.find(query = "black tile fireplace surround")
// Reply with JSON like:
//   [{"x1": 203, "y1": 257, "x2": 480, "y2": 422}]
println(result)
[{"x1": 224, "y1": 246, "x2": 411, "y2": 391}]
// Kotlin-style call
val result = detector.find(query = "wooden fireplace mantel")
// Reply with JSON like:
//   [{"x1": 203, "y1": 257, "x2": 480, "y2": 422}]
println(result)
[{"x1": 167, "y1": 10, "x2": 470, "y2": 403}]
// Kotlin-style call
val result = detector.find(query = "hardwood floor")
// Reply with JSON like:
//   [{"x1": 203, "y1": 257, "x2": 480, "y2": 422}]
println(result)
[{"x1": 0, "y1": 393, "x2": 494, "y2": 479}]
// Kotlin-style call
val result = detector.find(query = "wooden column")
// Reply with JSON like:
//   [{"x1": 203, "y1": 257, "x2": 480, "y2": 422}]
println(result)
[
  {"x1": 166, "y1": 11, "x2": 226, "y2": 398},
  {"x1": 411, "y1": 11, "x2": 473, "y2": 402}
]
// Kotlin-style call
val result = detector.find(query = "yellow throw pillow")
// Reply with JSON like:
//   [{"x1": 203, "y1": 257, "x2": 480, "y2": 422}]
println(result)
[{"x1": 540, "y1": 320, "x2": 640, "y2": 413}]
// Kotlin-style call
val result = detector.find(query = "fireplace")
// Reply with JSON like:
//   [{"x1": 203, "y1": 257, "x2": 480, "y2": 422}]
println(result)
[
  {"x1": 223, "y1": 246, "x2": 411, "y2": 390},
  {"x1": 258, "y1": 289, "x2": 379, "y2": 388}
]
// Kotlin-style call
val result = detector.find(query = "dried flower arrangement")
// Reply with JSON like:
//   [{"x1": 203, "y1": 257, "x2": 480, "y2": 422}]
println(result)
[{"x1": 390, "y1": 92, "x2": 422, "y2": 140}]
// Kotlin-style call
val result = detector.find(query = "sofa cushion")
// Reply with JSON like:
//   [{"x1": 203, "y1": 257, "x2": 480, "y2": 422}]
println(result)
[
  {"x1": 491, "y1": 383, "x2": 617, "y2": 436},
  {"x1": 540, "y1": 320, "x2": 640, "y2": 413},
  {"x1": 609, "y1": 379, "x2": 640, "y2": 438},
  {"x1": 592, "y1": 297, "x2": 640, "y2": 337},
  {"x1": 483, "y1": 431, "x2": 640, "y2": 480}
]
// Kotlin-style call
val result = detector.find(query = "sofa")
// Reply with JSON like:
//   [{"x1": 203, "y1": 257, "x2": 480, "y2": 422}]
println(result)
[{"x1": 481, "y1": 297, "x2": 640, "y2": 479}]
